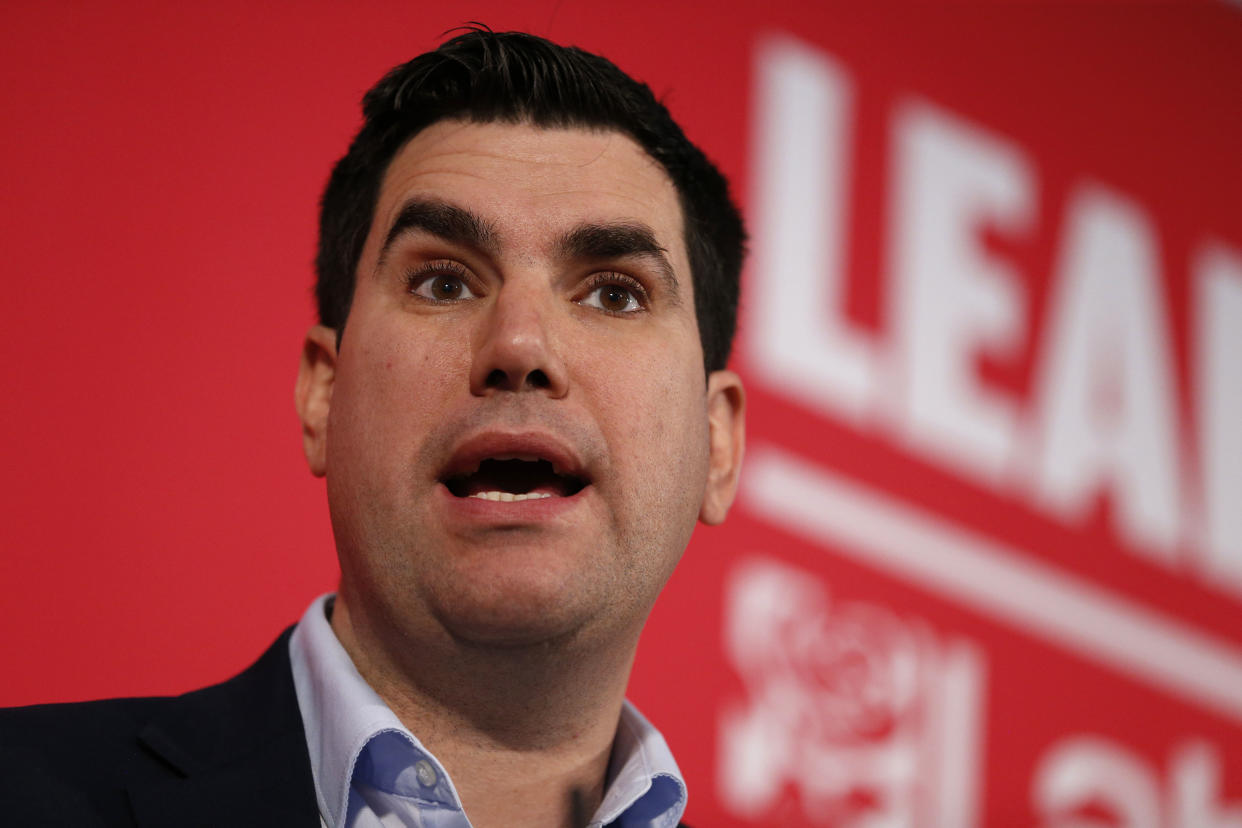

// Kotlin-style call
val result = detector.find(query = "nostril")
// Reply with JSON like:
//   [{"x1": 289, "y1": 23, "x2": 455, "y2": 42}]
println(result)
[{"x1": 484, "y1": 368, "x2": 551, "y2": 390}]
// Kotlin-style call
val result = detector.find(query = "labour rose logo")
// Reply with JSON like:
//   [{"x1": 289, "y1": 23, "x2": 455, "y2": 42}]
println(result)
[
  {"x1": 788, "y1": 599, "x2": 921, "y2": 745},
  {"x1": 718, "y1": 557, "x2": 985, "y2": 827}
]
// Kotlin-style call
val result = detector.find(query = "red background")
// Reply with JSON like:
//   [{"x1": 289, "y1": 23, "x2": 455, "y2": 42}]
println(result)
[{"x1": 4, "y1": 3, "x2": 1241, "y2": 825}]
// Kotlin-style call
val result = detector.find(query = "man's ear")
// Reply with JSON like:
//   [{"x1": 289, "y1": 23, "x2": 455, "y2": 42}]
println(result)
[
  {"x1": 295, "y1": 325, "x2": 338, "y2": 478},
  {"x1": 699, "y1": 369, "x2": 746, "y2": 525}
]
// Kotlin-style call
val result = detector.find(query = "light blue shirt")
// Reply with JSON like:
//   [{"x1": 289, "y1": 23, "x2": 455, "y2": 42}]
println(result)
[{"x1": 289, "y1": 594, "x2": 688, "y2": 828}]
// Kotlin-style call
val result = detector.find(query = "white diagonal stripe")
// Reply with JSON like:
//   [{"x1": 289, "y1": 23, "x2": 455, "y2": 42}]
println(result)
[{"x1": 742, "y1": 445, "x2": 1242, "y2": 722}]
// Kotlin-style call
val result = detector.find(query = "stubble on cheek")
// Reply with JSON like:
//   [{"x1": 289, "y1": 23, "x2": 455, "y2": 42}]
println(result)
[
  {"x1": 600, "y1": 370, "x2": 711, "y2": 612},
  {"x1": 328, "y1": 297, "x2": 712, "y2": 644}
]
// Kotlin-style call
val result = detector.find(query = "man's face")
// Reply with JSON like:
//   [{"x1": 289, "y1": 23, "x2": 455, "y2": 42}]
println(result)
[{"x1": 297, "y1": 120, "x2": 743, "y2": 651}]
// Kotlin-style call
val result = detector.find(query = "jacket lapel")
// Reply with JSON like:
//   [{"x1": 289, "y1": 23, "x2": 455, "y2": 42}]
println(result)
[{"x1": 126, "y1": 628, "x2": 321, "y2": 828}]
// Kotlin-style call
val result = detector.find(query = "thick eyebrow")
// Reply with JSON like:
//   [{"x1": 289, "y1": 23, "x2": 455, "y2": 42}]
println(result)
[
  {"x1": 378, "y1": 198, "x2": 499, "y2": 266},
  {"x1": 557, "y1": 221, "x2": 682, "y2": 304}
]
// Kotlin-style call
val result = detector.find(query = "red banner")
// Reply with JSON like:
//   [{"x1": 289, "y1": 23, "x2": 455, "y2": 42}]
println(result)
[{"x1": 4, "y1": 3, "x2": 1241, "y2": 825}]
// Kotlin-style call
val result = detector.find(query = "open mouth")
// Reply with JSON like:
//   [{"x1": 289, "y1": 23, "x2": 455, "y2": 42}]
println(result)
[{"x1": 442, "y1": 458, "x2": 589, "y2": 502}]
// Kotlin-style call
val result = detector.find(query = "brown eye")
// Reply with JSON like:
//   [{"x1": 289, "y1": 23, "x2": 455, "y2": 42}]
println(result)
[
  {"x1": 430, "y1": 275, "x2": 464, "y2": 300},
  {"x1": 411, "y1": 268, "x2": 477, "y2": 302},
  {"x1": 599, "y1": 285, "x2": 633, "y2": 312},
  {"x1": 579, "y1": 279, "x2": 643, "y2": 314}
]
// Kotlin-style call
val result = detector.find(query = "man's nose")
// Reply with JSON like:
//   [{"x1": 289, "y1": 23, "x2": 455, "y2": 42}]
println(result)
[{"x1": 469, "y1": 282, "x2": 569, "y2": 398}]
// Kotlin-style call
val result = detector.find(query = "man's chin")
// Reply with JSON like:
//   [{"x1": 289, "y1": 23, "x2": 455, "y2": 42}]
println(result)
[
  {"x1": 433, "y1": 601, "x2": 593, "y2": 652},
  {"x1": 420, "y1": 531, "x2": 622, "y2": 640}
]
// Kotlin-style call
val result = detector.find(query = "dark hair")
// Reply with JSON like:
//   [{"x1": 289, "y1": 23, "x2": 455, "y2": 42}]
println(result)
[{"x1": 315, "y1": 27, "x2": 745, "y2": 374}]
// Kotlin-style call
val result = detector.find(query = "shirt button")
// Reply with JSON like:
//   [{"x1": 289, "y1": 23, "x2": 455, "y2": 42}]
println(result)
[{"x1": 415, "y1": 759, "x2": 437, "y2": 788}]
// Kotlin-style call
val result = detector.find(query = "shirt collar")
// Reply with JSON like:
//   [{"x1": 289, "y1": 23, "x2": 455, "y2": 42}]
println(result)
[
  {"x1": 289, "y1": 594, "x2": 464, "y2": 827},
  {"x1": 289, "y1": 593, "x2": 686, "y2": 828},
  {"x1": 595, "y1": 702, "x2": 687, "y2": 827}
]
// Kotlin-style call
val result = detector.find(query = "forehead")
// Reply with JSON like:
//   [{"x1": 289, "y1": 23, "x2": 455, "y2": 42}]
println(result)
[{"x1": 368, "y1": 120, "x2": 688, "y2": 272}]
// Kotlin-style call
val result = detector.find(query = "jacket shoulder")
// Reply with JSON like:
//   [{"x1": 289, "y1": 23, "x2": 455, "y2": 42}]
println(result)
[
  {"x1": 0, "y1": 627, "x2": 309, "y2": 827},
  {"x1": 0, "y1": 695, "x2": 177, "y2": 825},
  {"x1": 0, "y1": 693, "x2": 176, "y2": 745}
]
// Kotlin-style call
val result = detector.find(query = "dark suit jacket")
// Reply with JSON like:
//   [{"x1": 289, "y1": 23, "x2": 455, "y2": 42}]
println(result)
[
  {"x1": 1, "y1": 627, "x2": 692, "y2": 828},
  {"x1": 0, "y1": 627, "x2": 320, "y2": 827}
]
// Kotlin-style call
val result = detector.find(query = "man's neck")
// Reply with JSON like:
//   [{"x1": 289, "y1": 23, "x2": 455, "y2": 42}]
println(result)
[{"x1": 329, "y1": 592, "x2": 640, "y2": 828}]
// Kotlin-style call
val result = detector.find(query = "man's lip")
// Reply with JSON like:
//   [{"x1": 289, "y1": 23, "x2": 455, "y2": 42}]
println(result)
[
  {"x1": 438, "y1": 430, "x2": 590, "y2": 482},
  {"x1": 435, "y1": 479, "x2": 589, "y2": 523}
]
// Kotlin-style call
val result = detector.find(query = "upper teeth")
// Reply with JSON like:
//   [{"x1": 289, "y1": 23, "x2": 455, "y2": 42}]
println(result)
[{"x1": 469, "y1": 491, "x2": 554, "y2": 502}]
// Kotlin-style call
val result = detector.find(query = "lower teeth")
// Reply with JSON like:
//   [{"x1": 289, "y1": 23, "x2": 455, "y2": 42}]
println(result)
[{"x1": 468, "y1": 491, "x2": 555, "y2": 502}]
